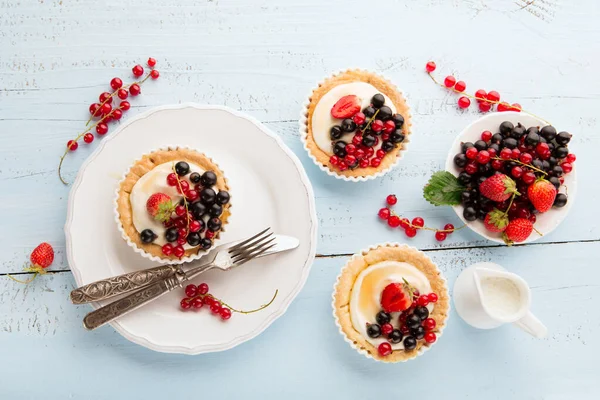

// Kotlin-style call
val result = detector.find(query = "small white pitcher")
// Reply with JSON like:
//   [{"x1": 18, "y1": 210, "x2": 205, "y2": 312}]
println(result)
[{"x1": 453, "y1": 262, "x2": 547, "y2": 338}]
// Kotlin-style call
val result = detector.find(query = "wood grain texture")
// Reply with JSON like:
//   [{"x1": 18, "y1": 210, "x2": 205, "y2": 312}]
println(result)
[{"x1": 1, "y1": 0, "x2": 599, "y2": 398}]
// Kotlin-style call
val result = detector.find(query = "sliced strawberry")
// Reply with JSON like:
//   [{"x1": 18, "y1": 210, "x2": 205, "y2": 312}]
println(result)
[
  {"x1": 330, "y1": 95, "x2": 361, "y2": 119},
  {"x1": 380, "y1": 282, "x2": 413, "y2": 313}
]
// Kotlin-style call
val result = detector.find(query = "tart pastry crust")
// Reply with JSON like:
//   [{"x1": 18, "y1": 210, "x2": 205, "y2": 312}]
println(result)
[
  {"x1": 305, "y1": 69, "x2": 412, "y2": 178},
  {"x1": 333, "y1": 244, "x2": 449, "y2": 362},
  {"x1": 116, "y1": 147, "x2": 231, "y2": 259}
]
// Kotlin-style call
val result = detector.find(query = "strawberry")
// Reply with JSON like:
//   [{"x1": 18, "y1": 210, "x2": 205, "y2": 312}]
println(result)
[
  {"x1": 146, "y1": 193, "x2": 175, "y2": 222},
  {"x1": 502, "y1": 218, "x2": 533, "y2": 245},
  {"x1": 330, "y1": 95, "x2": 361, "y2": 119},
  {"x1": 479, "y1": 173, "x2": 519, "y2": 202},
  {"x1": 528, "y1": 179, "x2": 557, "y2": 213},
  {"x1": 484, "y1": 209, "x2": 509, "y2": 233},
  {"x1": 30, "y1": 242, "x2": 54, "y2": 269},
  {"x1": 380, "y1": 281, "x2": 413, "y2": 312}
]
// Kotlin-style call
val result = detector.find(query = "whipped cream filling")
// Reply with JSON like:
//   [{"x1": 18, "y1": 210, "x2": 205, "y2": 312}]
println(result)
[
  {"x1": 312, "y1": 82, "x2": 396, "y2": 155},
  {"x1": 349, "y1": 261, "x2": 433, "y2": 350},
  {"x1": 129, "y1": 162, "x2": 216, "y2": 248}
]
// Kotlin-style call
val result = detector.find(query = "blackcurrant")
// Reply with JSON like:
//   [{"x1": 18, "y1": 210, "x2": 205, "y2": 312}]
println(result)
[
  {"x1": 414, "y1": 306, "x2": 429, "y2": 321},
  {"x1": 367, "y1": 324, "x2": 381, "y2": 338},
  {"x1": 165, "y1": 227, "x2": 179, "y2": 242},
  {"x1": 200, "y1": 187, "x2": 216, "y2": 205},
  {"x1": 462, "y1": 142, "x2": 475, "y2": 153},
  {"x1": 381, "y1": 140, "x2": 395, "y2": 153},
  {"x1": 216, "y1": 190, "x2": 230, "y2": 205},
  {"x1": 491, "y1": 133, "x2": 503, "y2": 144},
  {"x1": 187, "y1": 232, "x2": 201, "y2": 247},
  {"x1": 403, "y1": 336, "x2": 417, "y2": 351},
  {"x1": 463, "y1": 206, "x2": 477, "y2": 221},
  {"x1": 341, "y1": 118, "x2": 356, "y2": 132},
  {"x1": 333, "y1": 141, "x2": 347, "y2": 158},
  {"x1": 190, "y1": 201, "x2": 206, "y2": 219},
  {"x1": 477, "y1": 208, "x2": 487, "y2": 221},
  {"x1": 551, "y1": 165, "x2": 563, "y2": 177},
  {"x1": 200, "y1": 238, "x2": 212, "y2": 250},
  {"x1": 389, "y1": 329, "x2": 403, "y2": 344},
  {"x1": 549, "y1": 176, "x2": 560, "y2": 189},
  {"x1": 392, "y1": 113, "x2": 405, "y2": 128},
  {"x1": 371, "y1": 93, "x2": 385, "y2": 108},
  {"x1": 363, "y1": 106, "x2": 376, "y2": 117},
  {"x1": 411, "y1": 326, "x2": 426, "y2": 340},
  {"x1": 499, "y1": 121, "x2": 514, "y2": 135},
  {"x1": 175, "y1": 161, "x2": 190, "y2": 176},
  {"x1": 511, "y1": 125, "x2": 526, "y2": 139},
  {"x1": 540, "y1": 125, "x2": 557, "y2": 141},
  {"x1": 376, "y1": 311, "x2": 391, "y2": 325},
  {"x1": 554, "y1": 193, "x2": 567, "y2": 207},
  {"x1": 330, "y1": 125, "x2": 343, "y2": 140},
  {"x1": 532, "y1": 159, "x2": 544, "y2": 170},
  {"x1": 458, "y1": 172, "x2": 472, "y2": 185},
  {"x1": 377, "y1": 106, "x2": 393, "y2": 121},
  {"x1": 525, "y1": 132, "x2": 540, "y2": 146},
  {"x1": 454, "y1": 154, "x2": 467, "y2": 168},
  {"x1": 406, "y1": 314, "x2": 421, "y2": 330},
  {"x1": 189, "y1": 172, "x2": 201, "y2": 184},
  {"x1": 554, "y1": 146, "x2": 569, "y2": 159},
  {"x1": 474, "y1": 140, "x2": 488, "y2": 151},
  {"x1": 488, "y1": 143, "x2": 500, "y2": 153},
  {"x1": 201, "y1": 171, "x2": 217, "y2": 187},
  {"x1": 390, "y1": 130, "x2": 405, "y2": 144},
  {"x1": 208, "y1": 217, "x2": 222, "y2": 231},
  {"x1": 461, "y1": 191, "x2": 472, "y2": 205},
  {"x1": 209, "y1": 203, "x2": 223, "y2": 217},
  {"x1": 140, "y1": 229, "x2": 157, "y2": 243},
  {"x1": 502, "y1": 137, "x2": 518, "y2": 149},
  {"x1": 362, "y1": 134, "x2": 376, "y2": 148}
]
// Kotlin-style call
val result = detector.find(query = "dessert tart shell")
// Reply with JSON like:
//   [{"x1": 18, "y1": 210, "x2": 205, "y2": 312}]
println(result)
[
  {"x1": 300, "y1": 69, "x2": 412, "y2": 181},
  {"x1": 332, "y1": 243, "x2": 449, "y2": 362},
  {"x1": 115, "y1": 145, "x2": 231, "y2": 263}
]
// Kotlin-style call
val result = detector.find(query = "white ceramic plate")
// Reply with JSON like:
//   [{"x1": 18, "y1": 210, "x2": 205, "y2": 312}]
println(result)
[
  {"x1": 65, "y1": 104, "x2": 318, "y2": 354},
  {"x1": 445, "y1": 111, "x2": 577, "y2": 244}
]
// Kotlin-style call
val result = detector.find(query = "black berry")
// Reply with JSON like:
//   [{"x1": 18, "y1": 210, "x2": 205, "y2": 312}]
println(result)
[
  {"x1": 474, "y1": 140, "x2": 487, "y2": 151},
  {"x1": 392, "y1": 113, "x2": 404, "y2": 128},
  {"x1": 458, "y1": 172, "x2": 472, "y2": 185},
  {"x1": 376, "y1": 311, "x2": 391, "y2": 325},
  {"x1": 403, "y1": 336, "x2": 417, "y2": 351},
  {"x1": 341, "y1": 119, "x2": 356, "y2": 132},
  {"x1": 165, "y1": 227, "x2": 179, "y2": 242},
  {"x1": 189, "y1": 172, "x2": 201, "y2": 184},
  {"x1": 499, "y1": 121, "x2": 514, "y2": 135},
  {"x1": 390, "y1": 130, "x2": 405, "y2": 143},
  {"x1": 502, "y1": 137, "x2": 518, "y2": 149},
  {"x1": 377, "y1": 106, "x2": 393, "y2": 121},
  {"x1": 201, "y1": 171, "x2": 217, "y2": 187},
  {"x1": 411, "y1": 326, "x2": 426, "y2": 340},
  {"x1": 363, "y1": 106, "x2": 376, "y2": 117},
  {"x1": 462, "y1": 142, "x2": 474, "y2": 153},
  {"x1": 510, "y1": 125, "x2": 526, "y2": 139},
  {"x1": 525, "y1": 132, "x2": 540, "y2": 146},
  {"x1": 187, "y1": 232, "x2": 201, "y2": 247},
  {"x1": 454, "y1": 154, "x2": 468, "y2": 168},
  {"x1": 389, "y1": 329, "x2": 403, "y2": 344},
  {"x1": 200, "y1": 238, "x2": 212, "y2": 250},
  {"x1": 554, "y1": 193, "x2": 567, "y2": 207},
  {"x1": 209, "y1": 203, "x2": 223, "y2": 217},
  {"x1": 463, "y1": 206, "x2": 477, "y2": 221},
  {"x1": 362, "y1": 134, "x2": 376, "y2": 148},
  {"x1": 175, "y1": 161, "x2": 190, "y2": 176},
  {"x1": 371, "y1": 93, "x2": 385, "y2": 108},
  {"x1": 549, "y1": 176, "x2": 560, "y2": 189},
  {"x1": 381, "y1": 141, "x2": 395, "y2": 153},
  {"x1": 140, "y1": 229, "x2": 157, "y2": 243},
  {"x1": 540, "y1": 125, "x2": 557, "y2": 141},
  {"x1": 190, "y1": 201, "x2": 206, "y2": 219},
  {"x1": 414, "y1": 306, "x2": 429, "y2": 321},
  {"x1": 367, "y1": 324, "x2": 382, "y2": 338},
  {"x1": 333, "y1": 141, "x2": 347, "y2": 158},
  {"x1": 491, "y1": 133, "x2": 503, "y2": 144},
  {"x1": 554, "y1": 146, "x2": 569, "y2": 159},
  {"x1": 406, "y1": 314, "x2": 421, "y2": 330},
  {"x1": 208, "y1": 217, "x2": 222, "y2": 231},
  {"x1": 216, "y1": 190, "x2": 230, "y2": 205},
  {"x1": 330, "y1": 125, "x2": 343, "y2": 140},
  {"x1": 200, "y1": 187, "x2": 216, "y2": 205}
]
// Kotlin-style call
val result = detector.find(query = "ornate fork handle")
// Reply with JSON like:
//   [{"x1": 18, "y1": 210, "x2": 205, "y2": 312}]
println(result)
[
  {"x1": 83, "y1": 275, "x2": 183, "y2": 330},
  {"x1": 70, "y1": 265, "x2": 178, "y2": 304}
]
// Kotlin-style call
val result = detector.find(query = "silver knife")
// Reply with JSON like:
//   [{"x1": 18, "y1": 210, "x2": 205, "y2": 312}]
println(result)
[{"x1": 71, "y1": 234, "x2": 299, "y2": 305}]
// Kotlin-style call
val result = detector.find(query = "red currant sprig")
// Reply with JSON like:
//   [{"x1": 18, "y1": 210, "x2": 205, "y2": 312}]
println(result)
[
  {"x1": 180, "y1": 282, "x2": 278, "y2": 320},
  {"x1": 424, "y1": 61, "x2": 550, "y2": 125},
  {"x1": 58, "y1": 57, "x2": 160, "y2": 185},
  {"x1": 378, "y1": 194, "x2": 465, "y2": 241}
]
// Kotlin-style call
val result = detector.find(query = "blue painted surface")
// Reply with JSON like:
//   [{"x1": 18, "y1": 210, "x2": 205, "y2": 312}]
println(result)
[{"x1": 1, "y1": 0, "x2": 599, "y2": 398}]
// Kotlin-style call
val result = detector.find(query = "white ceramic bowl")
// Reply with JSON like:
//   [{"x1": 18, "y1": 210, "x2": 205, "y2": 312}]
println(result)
[{"x1": 445, "y1": 111, "x2": 577, "y2": 244}]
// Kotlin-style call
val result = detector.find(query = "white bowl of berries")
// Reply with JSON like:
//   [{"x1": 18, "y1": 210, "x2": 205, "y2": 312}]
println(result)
[{"x1": 443, "y1": 111, "x2": 577, "y2": 244}]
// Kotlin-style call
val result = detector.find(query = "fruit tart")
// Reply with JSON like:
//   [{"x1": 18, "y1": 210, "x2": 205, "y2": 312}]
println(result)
[
  {"x1": 301, "y1": 70, "x2": 412, "y2": 180},
  {"x1": 115, "y1": 146, "x2": 231, "y2": 262},
  {"x1": 333, "y1": 244, "x2": 449, "y2": 362}
]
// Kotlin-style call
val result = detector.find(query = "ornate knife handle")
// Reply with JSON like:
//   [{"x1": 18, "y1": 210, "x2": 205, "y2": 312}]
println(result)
[
  {"x1": 83, "y1": 275, "x2": 182, "y2": 330},
  {"x1": 70, "y1": 265, "x2": 178, "y2": 305}
]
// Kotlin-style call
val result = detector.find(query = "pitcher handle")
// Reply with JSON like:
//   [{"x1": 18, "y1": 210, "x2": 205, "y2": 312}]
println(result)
[{"x1": 513, "y1": 311, "x2": 547, "y2": 338}]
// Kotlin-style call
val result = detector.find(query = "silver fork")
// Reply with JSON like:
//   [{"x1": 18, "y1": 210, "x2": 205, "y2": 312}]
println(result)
[{"x1": 82, "y1": 229, "x2": 277, "y2": 330}]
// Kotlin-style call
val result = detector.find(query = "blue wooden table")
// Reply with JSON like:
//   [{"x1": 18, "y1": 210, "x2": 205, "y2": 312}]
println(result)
[{"x1": 1, "y1": 0, "x2": 599, "y2": 398}]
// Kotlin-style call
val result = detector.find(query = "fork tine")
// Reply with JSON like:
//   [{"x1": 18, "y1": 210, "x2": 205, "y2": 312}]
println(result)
[
  {"x1": 228, "y1": 228, "x2": 271, "y2": 253},
  {"x1": 231, "y1": 237, "x2": 276, "y2": 263},
  {"x1": 233, "y1": 243, "x2": 277, "y2": 267},
  {"x1": 229, "y1": 231, "x2": 273, "y2": 258}
]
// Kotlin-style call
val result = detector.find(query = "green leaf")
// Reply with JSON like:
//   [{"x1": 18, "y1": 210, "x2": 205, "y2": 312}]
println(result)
[
  {"x1": 154, "y1": 200, "x2": 175, "y2": 223},
  {"x1": 423, "y1": 171, "x2": 466, "y2": 206}
]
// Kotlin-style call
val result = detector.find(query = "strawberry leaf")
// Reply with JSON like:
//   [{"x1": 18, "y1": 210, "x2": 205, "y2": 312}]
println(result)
[
  {"x1": 154, "y1": 200, "x2": 175, "y2": 223},
  {"x1": 488, "y1": 208, "x2": 509, "y2": 230},
  {"x1": 423, "y1": 171, "x2": 466, "y2": 206}
]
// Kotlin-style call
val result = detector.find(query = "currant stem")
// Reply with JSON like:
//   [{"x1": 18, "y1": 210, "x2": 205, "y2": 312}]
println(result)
[
  {"x1": 427, "y1": 72, "x2": 552, "y2": 125},
  {"x1": 193, "y1": 290, "x2": 279, "y2": 314},
  {"x1": 6, "y1": 273, "x2": 38, "y2": 284},
  {"x1": 491, "y1": 156, "x2": 548, "y2": 175},
  {"x1": 359, "y1": 109, "x2": 379, "y2": 134},
  {"x1": 389, "y1": 210, "x2": 467, "y2": 233},
  {"x1": 172, "y1": 163, "x2": 191, "y2": 237}
]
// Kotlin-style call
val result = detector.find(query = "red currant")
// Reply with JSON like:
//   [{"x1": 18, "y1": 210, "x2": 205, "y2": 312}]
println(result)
[
  {"x1": 147, "y1": 57, "x2": 157, "y2": 67},
  {"x1": 89, "y1": 103, "x2": 101, "y2": 116},
  {"x1": 428, "y1": 293, "x2": 438, "y2": 303},
  {"x1": 354, "y1": 149, "x2": 365, "y2": 160},
  {"x1": 566, "y1": 153, "x2": 576, "y2": 163},
  {"x1": 150, "y1": 70, "x2": 160, "y2": 79},
  {"x1": 198, "y1": 283, "x2": 209, "y2": 295},
  {"x1": 444, "y1": 223, "x2": 454, "y2": 232},
  {"x1": 423, "y1": 318, "x2": 436, "y2": 331},
  {"x1": 511, "y1": 149, "x2": 521, "y2": 160},
  {"x1": 345, "y1": 143, "x2": 356, "y2": 155},
  {"x1": 111, "y1": 109, "x2": 123, "y2": 120},
  {"x1": 176, "y1": 180, "x2": 190, "y2": 194},
  {"x1": 405, "y1": 227, "x2": 417, "y2": 238},
  {"x1": 386, "y1": 194, "x2": 397, "y2": 206},
  {"x1": 412, "y1": 217, "x2": 424, "y2": 228},
  {"x1": 117, "y1": 88, "x2": 128, "y2": 100},
  {"x1": 96, "y1": 123, "x2": 108, "y2": 135},
  {"x1": 400, "y1": 325, "x2": 410, "y2": 335},
  {"x1": 465, "y1": 162, "x2": 478, "y2": 175},
  {"x1": 491, "y1": 159, "x2": 503, "y2": 170},
  {"x1": 177, "y1": 236, "x2": 187, "y2": 245},
  {"x1": 481, "y1": 130, "x2": 492, "y2": 142},
  {"x1": 352, "y1": 112, "x2": 365, "y2": 125},
  {"x1": 457, "y1": 96, "x2": 471, "y2": 109},
  {"x1": 99, "y1": 92, "x2": 113, "y2": 104},
  {"x1": 497, "y1": 102, "x2": 510, "y2": 112},
  {"x1": 372, "y1": 150, "x2": 383, "y2": 159},
  {"x1": 487, "y1": 148, "x2": 497, "y2": 158},
  {"x1": 186, "y1": 189, "x2": 199, "y2": 201},
  {"x1": 500, "y1": 148, "x2": 512, "y2": 160},
  {"x1": 536, "y1": 142, "x2": 549, "y2": 156},
  {"x1": 110, "y1": 77, "x2": 123, "y2": 90},
  {"x1": 435, "y1": 231, "x2": 447, "y2": 241},
  {"x1": 185, "y1": 284, "x2": 197, "y2": 297},
  {"x1": 424, "y1": 332, "x2": 437, "y2": 344},
  {"x1": 210, "y1": 302, "x2": 222, "y2": 315},
  {"x1": 522, "y1": 171, "x2": 536, "y2": 185},
  {"x1": 417, "y1": 295, "x2": 430, "y2": 307},
  {"x1": 529, "y1": 214, "x2": 537, "y2": 223},
  {"x1": 478, "y1": 101, "x2": 492, "y2": 112},
  {"x1": 388, "y1": 215, "x2": 401, "y2": 228},
  {"x1": 83, "y1": 133, "x2": 94, "y2": 144},
  {"x1": 192, "y1": 297, "x2": 204, "y2": 309},
  {"x1": 474, "y1": 89, "x2": 487, "y2": 102},
  {"x1": 381, "y1": 133, "x2": 390, "y2": 141},
  {"x1": 383, "y1": 120, "x2": 395, "y2": 134},
  {"x1": 205, "y1": 230, "x2": 215, "y2": 239},
  {"x1": 365, "y1": 147, "x2": 374, "y2": 158},
  {"x1": 454, "y1": 81, "x2": 466, "y2": 92},
  {"x1": 399, "y1": 218, "x2": 410, "y2": 230},
  {"x1": 371, "y1": 120, "x2": 384, "y2": 133},
  {"x1": 378, "y1": 208, "x2": 391, "y2": 220},
  {"x1": 167, "y1": 173, "x2": 178, "y2": 186},
  {"x1": 378, "y1": 342, "x2": 392, "y2": 357},
  {"x1": 562, "y1": 162, "x2": 573, "y2": 174},
  {"x1": 352, "y1": 134, "x2": 363, "y2": 145},
  {"x1": 370, "y1": 157, "x2": 381, "y2": 167},
  {"x1": 444, "y1": 75, "x2": 456, "y2": 88},
  {"x1": 510, "y1": 103, "x2": 522, "y2": 112},
  {"x1": 476, "y1": 150, "x2": 490, "y2": 164},
  {"x1": 100, "y1": 103, "x2": 112, "y2": 115},
  {"x1": 173, "y1": 245, "x2": 185, "y2": 258},
  {"x1": 174, "y1": 205, "x2": 185, "y2": 217},
  {"x1": 120, "y1": 101, "x2": 131, "y2": 111},
  {"x1": 381, "y1": 323, "x2": 393, "y2": 336},
  {"x1": 465, "y1": 147, "x2": 478, "y2": 160},
  {"x1": 511, "y1": 166, "x2": 523, "y2": 178},
  {"x1": 519, "y1": 153, "x2": 533, "y2": 164},
  {"x1": 337, "y1": 161, "x2": 348, "y2": 171},
  {"x1": 486, "y1": 90, "x2": 500, "y2": 102},
  {"x1": 129, "y1": 84, "x2": 141, "y2": 96},
  {"x1": 180, "y1": 298, "x2": 191, "y2": 310},
  {"x1": 425, "y1": 61, "x2": 436, "y2": 72},
  {"x1": 132, "y1": 64, "x2": 144, "y2": 77},
  {"x1": 189, "y1": 220, "x2": 202, "y2": 233},
  {"x1": 329, "y1": 155, "x2": 340, "y2": 166},
  {"x1": 67, "y1": 140, "x2": 78, "y2": 151},
  {"x1": 162, "y1": 243, "x2": 173, "y2": 256},
  {"x1": 220, "y1": 307, "x2": 232, "y2": 320},
  {"x1": 359, "y1": 159, "x2": 369, "y2": 168}
]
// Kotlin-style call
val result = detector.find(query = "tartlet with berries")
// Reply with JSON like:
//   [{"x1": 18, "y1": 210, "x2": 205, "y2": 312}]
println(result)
[
  {"x1": 115, "y1": 147, "x2": 231, "y2": 262},
  {"x1": 333, "y1": 243, "x2": 449, "y2": 362},
  {"x1": 301, "y1": 70, "x2": 412, "y2": 180}
]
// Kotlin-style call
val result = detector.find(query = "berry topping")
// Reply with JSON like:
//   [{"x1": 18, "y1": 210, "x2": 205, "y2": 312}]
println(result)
[
  {"x1": 201, "y1": 171, "x2": 217, "y2": 187},
  {"x1": 378, "y1": 342, "x2": 393, "y2": 357},
  {"x1": 389, "y1": 329, "x2": 404, "y2": 344},
  {"x1": 376, "y1": 310, "x2": 392, "y2": 325},
  {"x1": 330, "y1": 95, "x2": 361, "y2": 119},
  {"x1": 414, "y1": 306, "x2": 429, "y2": 321},
  {"x1": 175, "y1": 161, "x2": 190, "y2": 176},
  {"x1": 367, "y1": 324, "x2": 382, "y2": 338},
  {"x1": 200, "y1": 187, "x2": 216, "y2": 205},
  {"x1": 424, "y1": 332, "x2": 437, "y2": 344},
  {"x1": 380, "y1": 282, "x2": 413, "y2": 312},
  {"x1": 381, "y1": 323, "x2": 394, "y2": 336},
  {"x1": 405, "y1": 314, "x2": 422, "y2": 330},
  {"x1": 422, "y1": 318, "x2": 436, "y2": 331},
  {"x1": 403, "y1": 336, "x2": 417, "y2": 351},
  {"x1": 146, "y1": 193, "x2": 175, "y2": 222},
  {"x1": 140, "y1": 229, "x2": 157, "y2": 243},
  {"x1": 371, "y1": 93, "x2": 385, "y2": 108}
]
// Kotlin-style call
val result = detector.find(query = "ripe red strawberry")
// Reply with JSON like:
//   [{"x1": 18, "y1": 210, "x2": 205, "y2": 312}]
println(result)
[
  {"x1": 146, "y1": 193, "x2": 174, "y2": 222},
  {"x1": 380, "y1": 281, "x2": 413, "y2": 312},
  {"x1": 484, "y1": 209, "x2": 509, "y2": 233},
  {"x1": 503, "y1": 218, "x2": 533, "y2": 245},
  {"x1": 528, "y1": 179, "x2": 557, "y2": 213},
  {"x1": 30, "y1": 242, "x2": 54, "y2": 269},
  {"x1": 330, "y1": 95, "x2": 361, "y2": 119},
  {"x1": 479, "y1": 173, "x2": 519, "y2": 202}
]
